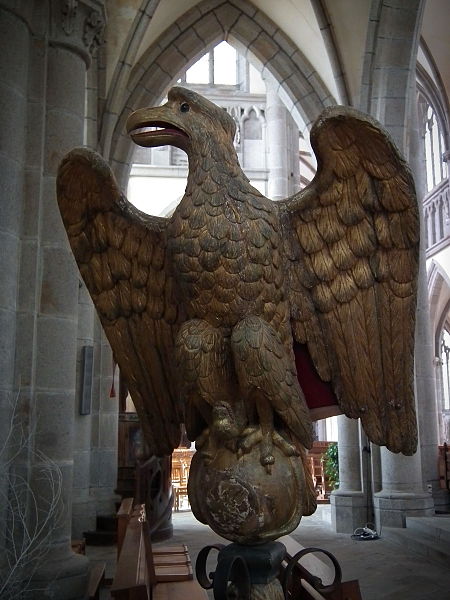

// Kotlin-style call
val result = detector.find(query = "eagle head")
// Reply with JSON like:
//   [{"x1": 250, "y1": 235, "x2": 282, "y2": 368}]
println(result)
[{"x1": 126, "y1": 86, "x2": 236, "y2": 155}]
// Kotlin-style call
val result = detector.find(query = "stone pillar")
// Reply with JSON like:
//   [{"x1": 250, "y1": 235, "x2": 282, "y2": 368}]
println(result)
[
  {"x1": 0, "y1": 2, "x2": 28, "y2": 421},
  {"x1": 370, "y1": 444, "x2": 382, "y2": 494},
  {"x1": 90, "y1": 323, "x2": 119, "y2": 515},
  {"x1": 374, "y1": 447, "x2": 433, "y2": 529},
  {"x1": 410, "y1": 82, "x2": 444, "y2": 508},
  {"x1": 374, "y1": 87, "x2": 437, "y2": 522},
  {"x1": 21, "y1": 2, "x2": 105, "y2": 598},
  {"x1": 357, "y1": 0, "x2": 437, "y2": 528},
  {"x1": 0, "y1": 2, "x2": 31, "y2": 588},
  {"x1": 265, "y1": 81, "x2": 289, "y2": 200},
  {"x1": 72, "y1": 283, "x2": 97, "y2": 539},
  {"x1": 331, "y1": 416, "x2": 368, "y2": 533},
  {"x1": 30, "y1": 32, "x2": 87, "y2": 600}
]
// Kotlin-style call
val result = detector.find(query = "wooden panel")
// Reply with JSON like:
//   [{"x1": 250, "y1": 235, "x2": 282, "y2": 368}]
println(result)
[
  {"x1": 117, "y1": 497, "x2": 135, "y2": 558},
  {"x1": 111, "y1": 512, "x2": 153, "y2": 599}
]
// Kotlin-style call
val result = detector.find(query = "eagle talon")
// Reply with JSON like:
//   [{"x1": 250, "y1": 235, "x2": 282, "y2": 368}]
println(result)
[
  {"x1": 238, "y1": 427, "x2": 263, "y2": 454},
  {"x1": 273, "y1": 431, "x2": 299, "y2": 457},
  {"x1": 237, "y1": 426, "x2": 300, "y2": 468}
]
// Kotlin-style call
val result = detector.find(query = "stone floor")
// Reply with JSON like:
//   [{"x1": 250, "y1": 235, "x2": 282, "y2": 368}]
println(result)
[{"x1": 87, "y1": 506, "x2": 450, "y2": 600}]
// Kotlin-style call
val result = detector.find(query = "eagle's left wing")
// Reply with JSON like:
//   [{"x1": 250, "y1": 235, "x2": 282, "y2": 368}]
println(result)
[{"x1": 279, "y1": 107, "x2": 420, "y2": 455}]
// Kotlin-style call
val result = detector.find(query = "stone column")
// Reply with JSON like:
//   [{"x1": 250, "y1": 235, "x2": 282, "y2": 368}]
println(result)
[
  {"x1": 410, "y1": 81, "x2": 443, "y2": 506},
  {"x1": 0, "y1": 2, "x2": 31, "y2": 589},
  {"x1": 373, "y1": 77, "x2": 436, "y2": 526},
  {"x1": 331, "y1": 416, "x2": 368, "y2": 533},
  {"x1": 25, "y1": 2, "x2": 105, "y2": 598},
  {"x1": 90, "y1": 323, "x2": 119, "y2": 516},
  {"x1": 265, "y1": 80, "x2": 289, "y2": 200},
  {"x1": 358, "y1": 0, "x2": 437, "y2": 528},
  {"x1": 72, "y1": 282, "x2": 97, "y2": 539},
  {"x1": 373, "y1": 446, "x2": 433, "y2": 529}
]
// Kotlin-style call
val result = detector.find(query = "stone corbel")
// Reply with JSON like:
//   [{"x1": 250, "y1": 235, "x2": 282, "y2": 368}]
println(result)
[{"x1": 51, "y1": 0, "x2": 106, "y2": 67}]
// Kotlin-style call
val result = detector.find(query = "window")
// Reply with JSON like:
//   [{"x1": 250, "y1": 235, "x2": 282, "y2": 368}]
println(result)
[
  {"x1": 441, "y1": 329, "x2": 450, "y2": 411},
  {"x1": 186, "y1": 42, "x2": 237, "y2": 86},
  {"x1": 418, "y1": 94, "x2": 448, "y2": 192}
]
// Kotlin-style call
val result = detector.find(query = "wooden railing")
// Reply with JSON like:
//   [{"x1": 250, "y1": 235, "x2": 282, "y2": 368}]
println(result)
[
  {"x1": 424, "y1": 178, "x2": 450, "y2": 258},
  {"x1": 439, "y1": 443, "x2": 450, "y2": 491},
  {"x1": 280, "y1": 535, "x2": 362, "y2": 600}
]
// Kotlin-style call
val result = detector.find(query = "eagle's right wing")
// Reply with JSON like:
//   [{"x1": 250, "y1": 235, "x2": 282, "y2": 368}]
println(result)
[{"x1": 57, "y1": 147, "x2": 185, "y2": 455}]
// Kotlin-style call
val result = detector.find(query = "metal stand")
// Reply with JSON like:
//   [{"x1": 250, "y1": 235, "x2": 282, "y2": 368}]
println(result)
[
  {"x1": 196, "y1": 542, "x2": 363, "y2": 599},
  {"x1": 196, "y1": 542, "x2": 285, "y2": 599}
]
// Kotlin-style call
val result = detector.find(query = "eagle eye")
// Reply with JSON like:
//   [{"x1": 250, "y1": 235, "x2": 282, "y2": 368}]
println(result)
[{"x1": 180, "y1": 102, "x2": 190, "y2": 113}]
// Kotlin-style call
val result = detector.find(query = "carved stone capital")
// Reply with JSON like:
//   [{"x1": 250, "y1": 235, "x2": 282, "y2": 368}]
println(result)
[{"x1": 51, "y1": 0, "x2": 106, "y2": 66}]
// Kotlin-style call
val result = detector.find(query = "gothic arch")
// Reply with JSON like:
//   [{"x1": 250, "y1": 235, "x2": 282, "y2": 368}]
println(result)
[
  {"x1": 428, "y1": 260, "x2": 450, "y2": 355},
  {"x1": 99, "y1": 0, "x2": 162, "y2": 158},
  {"x1": 359, "y1": 0, "x2": 424, "y2": 152},
  {"x1": 417, "y1": 38, "x2": 450, "y2": 151},
  {"x1": 107, "y1": 0, "x2": 334, "y2": 187}
]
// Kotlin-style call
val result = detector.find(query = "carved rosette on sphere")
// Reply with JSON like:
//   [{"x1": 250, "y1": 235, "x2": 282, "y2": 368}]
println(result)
[{"x1": 57, "y1": 86, "x2": 419, "y2": 598}]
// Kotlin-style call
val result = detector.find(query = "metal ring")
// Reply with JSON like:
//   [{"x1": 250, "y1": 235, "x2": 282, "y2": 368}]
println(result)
[
  {"x1": 282, "y1": 546, "x2": 342, "y2": 598},
  {"x1": 213, "y1": 554, "x2": 251, "y2": 600},
  {"x1": 195, "y1": 544, "x2": 225, "y2": 589}
]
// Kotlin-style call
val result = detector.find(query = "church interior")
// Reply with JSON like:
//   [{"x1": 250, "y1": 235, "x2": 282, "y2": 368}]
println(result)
[{"x1": 1, "y1": 0, "x2": 450, "y2": 598}]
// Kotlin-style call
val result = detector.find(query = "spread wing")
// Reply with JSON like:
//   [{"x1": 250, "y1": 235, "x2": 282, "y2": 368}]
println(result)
[
  {"x1": 279, "y1": 107, "x2": 419, "y2": 455},
  {"x1": 57, "y1": 147, "x2": 184, "y2": 456}
]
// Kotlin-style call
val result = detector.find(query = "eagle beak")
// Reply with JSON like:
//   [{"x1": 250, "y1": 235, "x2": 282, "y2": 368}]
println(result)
[{"x1": 126, "y1": 106, "x2": 189, "y2": 150}]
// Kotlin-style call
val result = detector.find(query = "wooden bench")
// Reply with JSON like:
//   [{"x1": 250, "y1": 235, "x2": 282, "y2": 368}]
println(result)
[
  {"x1": 87, "y1": 562, "x2": 106, "y2": 600},
  {"x1": 111, "y1": 499, "x2": 207, "y2": 600},
  {"x1": 280, "y1": 535, "x2": 362, "y2": 600},
  {"x1": 71, "y1": 537, "x2": 106, "y2": 600}
]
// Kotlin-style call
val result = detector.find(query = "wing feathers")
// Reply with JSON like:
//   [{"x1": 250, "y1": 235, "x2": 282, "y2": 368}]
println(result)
[
  {"x1": 57, "y1": 147, "x2": 183, "y2": 456},
  {"x1": 280, "y1": 107, "x2": 419, "y2": 454}
]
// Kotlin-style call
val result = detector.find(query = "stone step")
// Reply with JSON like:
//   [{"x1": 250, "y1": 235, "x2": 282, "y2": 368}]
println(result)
[
  {"x1": 83, "y1": 528, "x2": 117, "y2": 546},
  {"x1": 382, "y1": 517, "x2": 450, "y2": 565},
  {"x1": 405, "y1": 515, "x2": 450, "y2": 545},
  {"x1": 96, "y1": 513, "x2": 117, "y2": 532}
]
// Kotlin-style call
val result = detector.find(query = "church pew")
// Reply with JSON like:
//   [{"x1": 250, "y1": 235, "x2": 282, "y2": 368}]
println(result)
[{"x1": 111, "y1": 500, "x2": 207, "y2": 600}]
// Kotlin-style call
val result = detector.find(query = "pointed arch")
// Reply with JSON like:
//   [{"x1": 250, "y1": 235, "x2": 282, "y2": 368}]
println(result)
[
  {"x1": 428, "y1": 259, "x2": 450, "y2": 354},
  {"x1": 359, "y1": 0, "x2": 424, "y2": 152},
  {"x1": 106, "y1": 0, "x2": 334, "y2": 187},
  {"x1": 99, "y1": 0, "x2": 162, "y2": 159}
]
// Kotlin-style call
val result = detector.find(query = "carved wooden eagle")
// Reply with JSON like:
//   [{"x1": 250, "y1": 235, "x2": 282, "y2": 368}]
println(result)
[{"x1": 57, "y1": 87, "x2": 419, "y2": 465}]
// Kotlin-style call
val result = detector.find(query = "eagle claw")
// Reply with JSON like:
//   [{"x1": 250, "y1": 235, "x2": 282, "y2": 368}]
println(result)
[{"x1": 237, "y1": 427, "x2": 299, "y2": 469}]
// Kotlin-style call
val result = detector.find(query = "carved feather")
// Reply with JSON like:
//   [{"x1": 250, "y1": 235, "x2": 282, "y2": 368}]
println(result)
[
  {"x1": 280, "y1": 106, "x2": 419, "y2": 455},
  {"x1": 57, "y1": 147, "x2": 183, "y2": 456}
]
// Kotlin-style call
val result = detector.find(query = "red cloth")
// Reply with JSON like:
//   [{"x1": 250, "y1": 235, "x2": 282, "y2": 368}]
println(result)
[{"x1": 293, "y1": 343, "x2": 338, "y2": 410}]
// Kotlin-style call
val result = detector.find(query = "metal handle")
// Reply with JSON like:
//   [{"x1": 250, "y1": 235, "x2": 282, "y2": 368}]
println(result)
[
  {"x1": 196, "y1": 544, "x2": 225, "y2": 589},
  {"x1": 196, "y1": 544, "x2": 251, "y2": 599},
  {"x1": 282, "y1": 546, "x2": 342, "y2": 599}
]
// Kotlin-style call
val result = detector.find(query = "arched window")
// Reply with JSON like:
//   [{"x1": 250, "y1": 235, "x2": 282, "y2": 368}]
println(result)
[
  {"x1": 441, "y1": 329, "x2": 450, "y2": 411},
  {"x1": 422, "y1": 102, "x2": 447, "y2": 192},
  {"x1": 185, "y1": 41, "x2": 237, "y2": 86},
  {"x1": 417, "y1": 54, "x2": 449, "y2": 194},
  {"x1": 128, "y1": 43, "x2": 315, "y2": 216}
]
